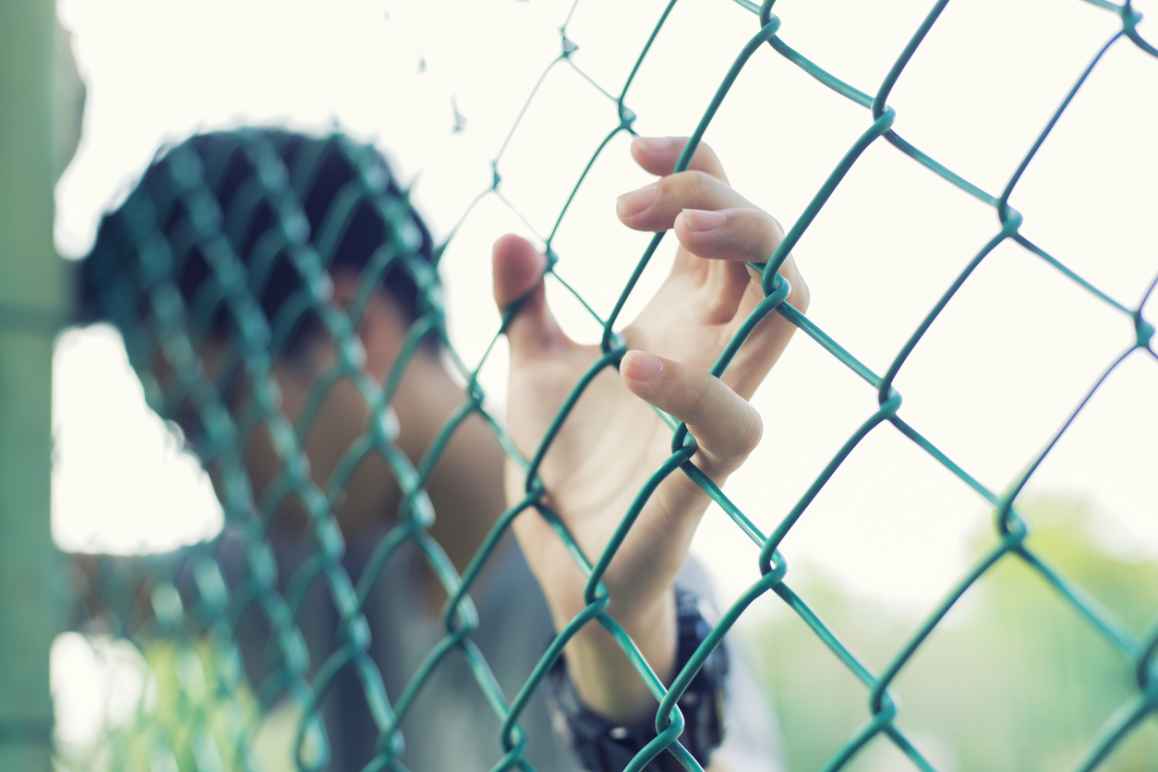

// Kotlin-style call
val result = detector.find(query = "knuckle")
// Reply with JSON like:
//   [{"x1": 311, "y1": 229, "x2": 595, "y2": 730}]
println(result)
[
  {"x1": 789, "y1": 268, "x2": 811, "y2": 312},
  {"x1": 683, "y1": 370, "x2": 712, "y2": 421},
  {"x1": 738, "y1": 405, "x2": 763, "y2": 456},
  {"x1": 705, "y1": 399, "x2": 762, "y2": 474},
  {"x1": 694, "y1": 142, "x2": 721, "y2": 169},
  {"x1": 755, "y1": 207, "x2": 780, "y2": 232},
  {"x1": 742, "y1": 207, "x2": 779, "y2": 245},
  {"x1": 692, "y1": 138, "x2": 715, "y2": 156},
  {"x1": 667, "y1": 169, "x2": 713, "y2": 203},
  {"x1": 656, "y1": 173, "x2": 681, "y2": 205}
]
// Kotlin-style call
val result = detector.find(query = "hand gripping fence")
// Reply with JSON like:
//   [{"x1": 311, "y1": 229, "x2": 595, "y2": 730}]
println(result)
[{"x1": 34, "y1": 0, "x2": 1158, "y2": 769}]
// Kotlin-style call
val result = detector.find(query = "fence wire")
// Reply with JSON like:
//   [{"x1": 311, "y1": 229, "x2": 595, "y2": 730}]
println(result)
[{"x1": 42, "y1": 0, "x2": 1158, "y2": 769}]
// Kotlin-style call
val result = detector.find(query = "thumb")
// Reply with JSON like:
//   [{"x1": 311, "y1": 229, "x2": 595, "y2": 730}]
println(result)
[{"x1": 491, "y1": 234, "x2": 564, "y2": 359}]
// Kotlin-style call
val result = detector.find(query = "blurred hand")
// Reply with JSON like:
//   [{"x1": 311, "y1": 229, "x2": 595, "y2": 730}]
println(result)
[{"x1": 491, "y1": 136, "x2": 808, "y2": 721}]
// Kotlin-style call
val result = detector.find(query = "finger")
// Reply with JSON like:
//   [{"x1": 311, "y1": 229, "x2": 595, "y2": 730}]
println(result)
[
  {"x1": 617, "y1": 170, "x2": 751, "y2": 232},
  {"x1": 672, "y1": 207, "x2": 784, "y2": 263},
  {"x1": 621, "y1": 350, "x2": 762, "y2": 472},
  {"x1": 630, "y1": 136, "x2": 728, "y2": 182},
  {"x1": 491, "y1": 234, "x2": 565, "y2": 359},
  {"x1": 672, "y1": 207, "x2": 809, "y2": 316},
  {"x1": 779, "y1": 254, "x2": 810, "y2": 313},
  {"x1": 671, "y1": 206, "x2": 782, "y2": 324},
  {"x1": 719, "y1": 249, "x2": 809, "y2": 399}
]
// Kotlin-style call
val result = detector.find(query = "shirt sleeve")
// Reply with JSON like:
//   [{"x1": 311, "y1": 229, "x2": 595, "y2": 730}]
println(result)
[{"x1": 676, "y1": 558, "x2": 784, "y2": 772}]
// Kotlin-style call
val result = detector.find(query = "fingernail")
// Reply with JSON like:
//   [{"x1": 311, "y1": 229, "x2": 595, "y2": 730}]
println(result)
[
  {"x1": 616, "y1": 183, "x2": 658, "y2": 219},
  {"x1": 678, "y1": 208, "x2": 726, "y2": 232},
  {"x1": 623, "y1": 350, "x2": 663, "y2": 384},
  {"x1": 633, "y1": 136, "x2": 683, "y2": 152}
]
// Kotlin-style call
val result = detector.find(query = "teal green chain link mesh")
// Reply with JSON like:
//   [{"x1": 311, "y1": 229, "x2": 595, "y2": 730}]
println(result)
[{"x1": 51, "y1": 0, "x2": 1158, "y2": 769}]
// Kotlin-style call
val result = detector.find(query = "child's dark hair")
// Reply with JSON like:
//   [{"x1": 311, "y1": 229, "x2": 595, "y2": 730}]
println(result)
[{"x1": 78, "y1": 127, "x2": 440, "y2": 356}]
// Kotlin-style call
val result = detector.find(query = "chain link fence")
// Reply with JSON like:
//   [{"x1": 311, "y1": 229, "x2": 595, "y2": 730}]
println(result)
[{"x1": 7, "y1": 0, "x2": 1158, "y2": 769}]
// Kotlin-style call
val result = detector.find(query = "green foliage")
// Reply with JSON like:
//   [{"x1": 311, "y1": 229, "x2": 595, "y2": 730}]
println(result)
[
  {"x1": 56, "y1": 641, "x2": 261, "y2": 772},
  {"x1": 755, "y1": 497, "x2": 1158, "y2": 771}
]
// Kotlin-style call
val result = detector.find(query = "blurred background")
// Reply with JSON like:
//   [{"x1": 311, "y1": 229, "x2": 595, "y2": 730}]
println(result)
[{"x1": 25, "y1": 0, "x2": 1158, "y2": 768}]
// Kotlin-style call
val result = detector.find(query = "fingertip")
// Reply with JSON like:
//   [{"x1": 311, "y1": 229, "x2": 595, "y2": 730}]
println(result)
[
  {"x1": 629, "y1": 137, "x2": 663, "y2": 177},
  {"x1": 671, "y1": 211, "x2": 696, "y2": 246},
  {"x1": 491, "y1": 233, "x2": 545, "y2": 308},
  {"x1": 492, "y1": 232, "x2": 537, "y2": 266},
  {"x1": 492, "y1": 234, "x2": 568, "y2": 356},
  {"x1": 621, "y1": 350, "x2": 666, "y2": 397},
  {"x1": 675, "y1": 208, "x2": 727, "y2": 234},
  {"x1": 629, "y1": 137, "x2": 728, "y2": 181},
  {"x1": 630, "y1": 136, "x2": 683, "y2": 169},
  {"x1": 629, "y1": 135, "x2": 648, "y2": 163},
  {"x1": 672, "y1": 208, "x2": 730, "y2": 258}
]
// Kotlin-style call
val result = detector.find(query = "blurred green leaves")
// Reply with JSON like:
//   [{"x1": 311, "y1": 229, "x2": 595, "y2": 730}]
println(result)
[{"x1": 755, "y1": 497, "x2": 1158, "y2": 771}]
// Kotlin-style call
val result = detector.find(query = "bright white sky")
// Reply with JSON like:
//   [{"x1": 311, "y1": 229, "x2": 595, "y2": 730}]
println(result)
[{"x1": 53, "y1": 0, "x2": 1156, "y2": 634}]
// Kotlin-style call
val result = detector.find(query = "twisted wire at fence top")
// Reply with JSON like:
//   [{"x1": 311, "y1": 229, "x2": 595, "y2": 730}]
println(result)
[{"x1": 62, "y1": 0, "x2": 1158, "y2": 769}]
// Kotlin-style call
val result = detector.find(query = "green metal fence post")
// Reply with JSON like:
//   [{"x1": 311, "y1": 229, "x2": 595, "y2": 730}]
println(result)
[{"x1": 0, "y1": 1, "x2": 62, "y2": 769}]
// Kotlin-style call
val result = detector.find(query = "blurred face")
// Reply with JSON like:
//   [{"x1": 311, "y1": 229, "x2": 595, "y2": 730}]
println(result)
[{"x1": 178, "y1": 283, "x2": 439, "y2": 537}]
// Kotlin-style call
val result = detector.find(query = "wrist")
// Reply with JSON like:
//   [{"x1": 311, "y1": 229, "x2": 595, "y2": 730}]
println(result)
[
  {"x1": 546, "y1": 586, "x2": 731, "y2": 770},
  {"x1": 563, "y1": 591, "x2": 678, "y2": 724}
]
